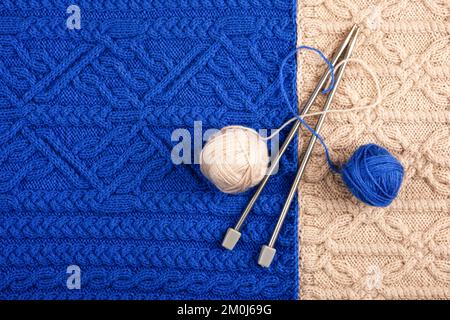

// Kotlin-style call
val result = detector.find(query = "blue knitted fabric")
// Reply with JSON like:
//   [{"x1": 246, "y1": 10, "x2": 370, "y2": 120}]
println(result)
[{"x1": 0, "y1": 0, "x2": 298, "y2": 299}]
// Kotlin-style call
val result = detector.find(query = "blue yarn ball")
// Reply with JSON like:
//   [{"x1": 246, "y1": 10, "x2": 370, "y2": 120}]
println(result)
[{"x1": 341, "y1": 144, "x2": 404, "y2": 207}]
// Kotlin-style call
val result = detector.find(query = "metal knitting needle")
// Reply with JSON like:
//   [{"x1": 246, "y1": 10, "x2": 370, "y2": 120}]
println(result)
[
  {"x1": 222, "y1": 25, "x2": 359, "y2": 251},
  {"x1": 258, "y1": 27, "x2": 360, "y2": 268}
]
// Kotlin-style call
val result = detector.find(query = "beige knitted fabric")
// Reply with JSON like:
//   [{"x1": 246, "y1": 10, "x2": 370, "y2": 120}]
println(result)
[{"x1": 297, "y1": 0, "x2": 450, "y2": 299}]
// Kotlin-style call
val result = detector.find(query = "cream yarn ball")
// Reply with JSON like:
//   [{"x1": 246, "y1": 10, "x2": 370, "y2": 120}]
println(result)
[{"x1": 200, "y1": 126, "x2": 269, "y2": 194}]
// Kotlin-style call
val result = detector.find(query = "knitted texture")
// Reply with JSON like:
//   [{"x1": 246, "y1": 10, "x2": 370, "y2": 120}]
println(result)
[
  {"x1": 297, "y1": 0, "x2": 449, "y2": 299},
  {"x1": 0, "y1": 0, "x2": 299, "y2": 299}
]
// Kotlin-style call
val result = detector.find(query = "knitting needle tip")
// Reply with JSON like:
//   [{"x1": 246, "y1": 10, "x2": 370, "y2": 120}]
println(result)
[
  {"x1": 258, "y1": 245, "x2": 276, "y2": 268},
  {"x1": 222, "y1": 228, "x2": 241, "y2": 250}
]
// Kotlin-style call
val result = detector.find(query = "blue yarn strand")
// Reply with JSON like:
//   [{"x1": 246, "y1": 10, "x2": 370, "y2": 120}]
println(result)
[
  {"x1": 279, "y1": 45, "x2": 339, "y2": 172},
  {"x1": 279, "y1": 46, "x2": 335, "y2": 114},
  {"x1": 294, "y1": 115, "x2": 339, "y2": 173}
]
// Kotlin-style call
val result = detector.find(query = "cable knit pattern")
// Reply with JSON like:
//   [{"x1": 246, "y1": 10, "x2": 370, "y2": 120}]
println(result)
[
  {"x1": 297, "y1": 0, "x2": 449, "y2": 300},
  {"x1": 0, "y1": 0, "x2": 298, "y2": 299}
]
